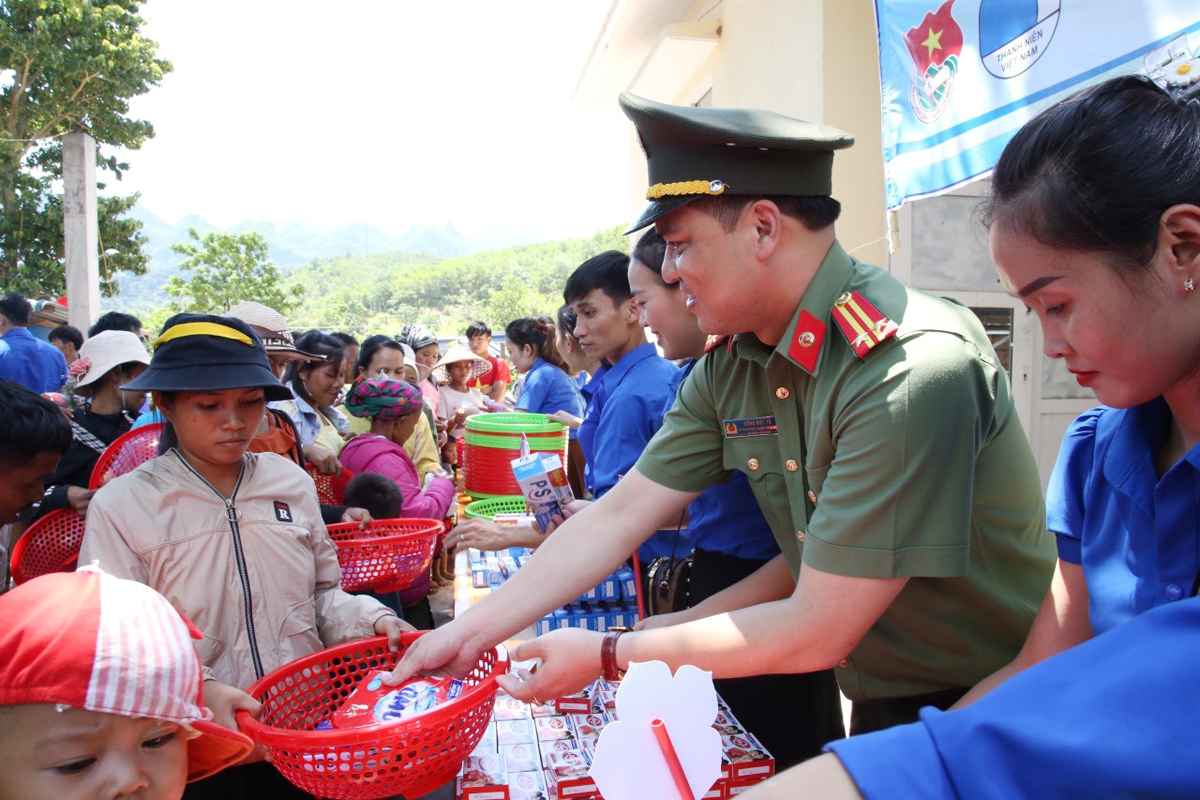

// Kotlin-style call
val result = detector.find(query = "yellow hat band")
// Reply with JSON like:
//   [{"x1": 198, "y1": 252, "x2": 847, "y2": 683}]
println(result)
[
  {"x1": 155, "y1": 322, "x2": 253, "y2": 347},
  {"x1": 645, "y1": 179, "x2": 726, "y2": 200}
]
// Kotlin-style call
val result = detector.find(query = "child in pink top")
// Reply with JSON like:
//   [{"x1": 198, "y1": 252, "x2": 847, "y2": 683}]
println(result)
[{"x1": 338, "y1": 377, "x2": 456, "y2": 521}]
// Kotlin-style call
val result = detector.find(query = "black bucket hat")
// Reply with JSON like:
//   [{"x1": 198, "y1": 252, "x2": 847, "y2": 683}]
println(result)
[{"x1": 122, "y1": 313, "x2": 293, "y2": 401}]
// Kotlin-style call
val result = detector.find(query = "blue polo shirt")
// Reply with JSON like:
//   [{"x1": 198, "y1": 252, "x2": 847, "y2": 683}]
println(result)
[
  {"x1": 1047, "y1": 400, "x2": 1200, "y2": 635},
  {"x1": 668, "y1": 361, "x2": 779, "y2": 561},
  {"x1": 0, "y1": 327, "x2": 67, "y2": 393},
  {"x1": 826, "y1": 596, "x2": 1200, "y2": 798},
  {"x1": 578, "y1": 343, "x2": 687, "y2": 561},
  {"x1": 515, "y1": 357, "x2": 584, "y2": 419}
]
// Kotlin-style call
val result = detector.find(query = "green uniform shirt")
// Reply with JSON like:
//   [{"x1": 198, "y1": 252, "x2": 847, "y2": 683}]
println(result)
[{"x1": 636, "y1": 240, "x2": 1054, "y2": 702}]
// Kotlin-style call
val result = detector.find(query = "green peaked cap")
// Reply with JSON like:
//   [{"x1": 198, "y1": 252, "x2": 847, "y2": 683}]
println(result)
[{"x1": 618, "y1": 92, "x2": 855, "y2": 232}]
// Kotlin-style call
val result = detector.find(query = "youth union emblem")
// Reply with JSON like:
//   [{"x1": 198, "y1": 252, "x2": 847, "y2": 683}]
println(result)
[
  {"x1": 904, "y1": 0, "x2": 963, "y2": 123},
  {"x1": 979, "y1": 0, "x2": 1060, "y2": 78}
]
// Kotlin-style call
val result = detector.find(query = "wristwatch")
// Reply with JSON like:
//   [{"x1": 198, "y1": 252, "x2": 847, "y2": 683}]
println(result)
[{"x1": 601, "y1": 627, "x2": 631, "y2": 682}]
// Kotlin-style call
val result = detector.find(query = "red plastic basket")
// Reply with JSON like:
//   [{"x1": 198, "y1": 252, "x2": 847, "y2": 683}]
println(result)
[
  {"x1": 326, "y1": 518, "x2": 442, "y2": 593},
  {"x1": 89, "y1": 423, "x2": 165, "y2": 489},
  {"x1": 10, "y1": 508, "x2": 87, "y2": 585},
  {"x1": 237, "y1": 633, "x2": 508, "y2": 800},
  {"x1": 307, "y1": 464, "x2": 355, "y2": 505}
]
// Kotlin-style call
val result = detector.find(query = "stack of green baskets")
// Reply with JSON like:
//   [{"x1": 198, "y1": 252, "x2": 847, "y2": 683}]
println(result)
[
  {"x1": 463, "y1": 495, "x2": 528, "y2": 521},
  {"x1": 462, "y1": 413, "x2": 568, "y2": 499}
]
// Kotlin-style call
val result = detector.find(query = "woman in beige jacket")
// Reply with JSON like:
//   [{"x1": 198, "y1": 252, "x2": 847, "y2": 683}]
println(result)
[{"x1": 80, "y1": 313, "x2": 413, "y2": 799}]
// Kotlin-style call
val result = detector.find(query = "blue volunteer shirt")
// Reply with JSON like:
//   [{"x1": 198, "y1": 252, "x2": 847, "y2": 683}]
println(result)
[
  {"x1": 0, "y1": 327, "x2": 68, "y2": 394},
  {"x1": 1048, "y1": 399, "x2": 1200, "y2": 635},
  {"x1": 578, "y1": 343, "x2": 687, "y2": 561},
  {"x1": 668, "y1": 361, "x2": 779, "y2": 561},
  {"x1": 826, "y1": 596, "x2": 1200, "y2": 798},
  {"x1": 515, "y1": 357, "x2": 585, "y2": 419}
]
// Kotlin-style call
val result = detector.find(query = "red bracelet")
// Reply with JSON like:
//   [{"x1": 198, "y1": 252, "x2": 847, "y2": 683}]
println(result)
[{"x1": 601, "y1": 628, "x2": 630, "y2": 682}]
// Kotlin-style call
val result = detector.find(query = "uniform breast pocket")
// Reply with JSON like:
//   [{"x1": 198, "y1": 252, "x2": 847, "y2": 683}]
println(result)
[{"x1": 722, "y1": 437, "x2": 787, "y2": 533}]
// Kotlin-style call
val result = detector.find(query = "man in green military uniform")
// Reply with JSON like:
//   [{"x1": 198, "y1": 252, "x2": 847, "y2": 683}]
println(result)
[{"x1": 392, "y1": 93, "x2": 1054, "y2": 735}]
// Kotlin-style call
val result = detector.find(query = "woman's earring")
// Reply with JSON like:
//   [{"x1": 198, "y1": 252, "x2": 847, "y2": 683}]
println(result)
[{"x1": 1186, "y1": 277, "x2": 1196, "y2": 293}]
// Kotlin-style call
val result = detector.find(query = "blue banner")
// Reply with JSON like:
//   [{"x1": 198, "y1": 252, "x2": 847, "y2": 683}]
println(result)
[{"x1": 874, "y1": 0, "x2": 1200, "y2": 208}]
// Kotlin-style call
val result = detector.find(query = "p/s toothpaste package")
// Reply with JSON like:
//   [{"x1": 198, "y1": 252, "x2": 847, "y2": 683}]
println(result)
[{"x1": 330, "y1": 671, "x2": 463, "y2": 729}]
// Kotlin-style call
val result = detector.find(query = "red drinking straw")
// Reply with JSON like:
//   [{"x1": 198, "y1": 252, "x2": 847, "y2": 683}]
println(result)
[{"x1": 650, "y1": 718, "x2": 694, "y2": 800}]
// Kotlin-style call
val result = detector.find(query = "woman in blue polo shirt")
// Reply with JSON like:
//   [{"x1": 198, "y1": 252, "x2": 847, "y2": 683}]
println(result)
[
  {"x1": 957, "y1": 74, "x2": 1200, "y2": 706},
  {"x1": 506, "y1": 317, "x2": 584, "y2": 421}
]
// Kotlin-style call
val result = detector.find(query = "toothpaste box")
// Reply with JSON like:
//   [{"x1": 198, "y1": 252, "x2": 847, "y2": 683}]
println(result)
[
  {"x1": 499, "y1": 742, "x2": 541, "y2": 773},
  {"x1": 506, "y1": 769, "x2": 548, "y2": 800},
  {"x1": 568, "y1": 712, "x2": 608, "y2": 738},
  {"x1": 539, "y1": 736, "x2": 581, "y2": 765},
  {"x1": 510, "y1": 452, "x2": 574, "y2": 532},
  {"x1": 493, "y1": 693, "x2": 531, "y2": 721},
  {"x1": 495, "y1": 719, "x2": 536, "y2": 746},
  {"x1": 721, "y1": 732, "x2": 775, "y2": 780},
  {"x1": 529, "y1": 697, "x2": 559, "y2": 718},
  {"x1": 534, "y1": 715, "x2": 575, "y2": 741},
  {"x1": 461, "y1": 753, "x2": 509, "y2": 800},
  {"x1": 712, "y1": 708, "x2": 747, "y2": 737},
  {"x1": 543, "y1": 750, "x2": 597, "y2": 799}
]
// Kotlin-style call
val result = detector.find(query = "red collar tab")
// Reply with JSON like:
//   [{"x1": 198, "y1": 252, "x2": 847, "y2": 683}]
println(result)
[
  {"x1": 830, "y1": 291, "x2": 898, "y2": 359},
  {"x1": 787, "y1": 309, "x2": 826, "y2": 372},
  {"x1": 704, "y1": 334, "x2": 730, "y2": 353}
]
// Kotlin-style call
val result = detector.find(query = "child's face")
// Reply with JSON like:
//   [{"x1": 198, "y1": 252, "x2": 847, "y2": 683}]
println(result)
[
  {"x1": 448, "y1": 361, "x2": 473, "y2": 385},
  {"x1": 158, "y1": 389, "x2": 266, "y2": 472},
  {"x1": 0, "y1": 704, "x2": 188, "y2": 800},
  {"x1": 0, "y1": 451, "x2": 61, "y2": 524}
]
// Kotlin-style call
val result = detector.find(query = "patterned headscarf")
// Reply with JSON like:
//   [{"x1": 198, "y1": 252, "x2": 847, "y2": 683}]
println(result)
[
  {"x1": 396, "y1": 323, "x2": 438, "y2": 352},
  {"x1": 344, "y1": 377, "x2": 424, "y2": 420}
]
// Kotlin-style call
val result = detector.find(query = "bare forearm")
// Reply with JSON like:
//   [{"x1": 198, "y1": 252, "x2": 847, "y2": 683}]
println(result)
[
  {"x1": 619, "y1": 600, "x2": 848, "y2": 678},
  {"x1": 685, "y1": 554, "x2": 794, "y2": 619},
  {"x1": 740, "y1": 754, "x2": 862, "y2": 800}
]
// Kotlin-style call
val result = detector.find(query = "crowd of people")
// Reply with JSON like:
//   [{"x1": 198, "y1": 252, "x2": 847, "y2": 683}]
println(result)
[{"x1": 0, "y1": 72, "x2": 1198, "y2": 798}]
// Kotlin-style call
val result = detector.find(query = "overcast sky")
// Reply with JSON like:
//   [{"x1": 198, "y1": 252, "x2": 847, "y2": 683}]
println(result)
[{"x1": 115, "y1": 1, "x2": 633, "y2": 240}]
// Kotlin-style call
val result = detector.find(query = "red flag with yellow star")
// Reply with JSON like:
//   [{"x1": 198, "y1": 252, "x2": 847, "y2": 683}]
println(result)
[{"x1": 904, "y1": 0, "x2": 963, "y2": 75}]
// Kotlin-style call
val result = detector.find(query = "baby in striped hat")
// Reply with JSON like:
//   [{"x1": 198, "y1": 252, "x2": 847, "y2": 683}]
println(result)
[{"x1": 0, "y1": 567, "x2": 252, "y2": 799}]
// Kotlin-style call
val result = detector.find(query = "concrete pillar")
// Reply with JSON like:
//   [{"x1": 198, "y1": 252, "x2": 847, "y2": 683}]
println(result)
[{"x1": 62, "y1": 130, "x2": 100, "y2": 332}]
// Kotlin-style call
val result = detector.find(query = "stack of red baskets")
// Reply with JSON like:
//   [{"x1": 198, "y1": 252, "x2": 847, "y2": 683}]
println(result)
[
  {"x1": 89, "y1": 423, "x2": 164, "y2": 488},
  {"x1": 461, "y1": 413, "x2": 567, "y2": 499}
]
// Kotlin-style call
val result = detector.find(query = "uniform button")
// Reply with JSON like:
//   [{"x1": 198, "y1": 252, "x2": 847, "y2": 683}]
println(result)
[
  {"x1": 747, "y1": 458, "x2": 760, "y2": 471},
  {"x1": 836, "y1": 292, "x2": 852, "y2": 306},
  {"x1": 775, "y1": 387, "x2": 790, "y2": 399},
  {"x1": 796, "y1": 531, "x2": 805, "y2": 541},
  {"x1": 1167, "y1": 583, "x2": 1183, "y2": 600},
  {"x1": 785, "y1": 459, "x2": 799, "y2": 472},
  {"x1": 807, "y1": 490, "x2": 817, "y2": 503},
  {"x1": 838, "y1": 659, "x2": 848, "y2": 668}
]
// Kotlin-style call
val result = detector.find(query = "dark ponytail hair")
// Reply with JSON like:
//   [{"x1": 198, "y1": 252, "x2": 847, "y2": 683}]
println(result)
[
  {"x1": 356, "y1": 334, "x2": 404, "y2": 378},
  {"x1": 631, "y1": 228, "x2": 670, "y2": 284},
  {"x1": 284, "y1": 331, "x2": 345, "y2": 408},
  {"x1": 506, "y1": 317, "x2": 569, "y2": 372},
  {"x1": 155, "y1": 391, "x2": 179, "y2": 456},
  {"x1": 983, "y1": 74, "x2": 1200, "y2": 276}
]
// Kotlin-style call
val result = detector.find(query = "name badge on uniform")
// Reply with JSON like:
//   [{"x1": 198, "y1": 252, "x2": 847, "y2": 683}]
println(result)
[{"x1": 723, "y1": 416, "x2": 778, "y2": 438}]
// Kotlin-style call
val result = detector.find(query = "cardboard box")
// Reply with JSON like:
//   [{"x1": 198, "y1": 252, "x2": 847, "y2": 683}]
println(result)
[
  {"x1": 721, "y1": 732, "x2": 775, "y2": 781},
  {"x1": 543, "y1": 750, "x2": 597, "y2": 799},
  {"x1": 496, "y1": 719, "x2": 536, "y2": 746},
  {"x1": 500, "y1": 742, "x2": 541, "y2": 774},
  {"x1": 461, "y1": 753, "x2": 509, "y2": 800},
  {"x1": 506, "y1": 769, "x2": 548, "y2": 800},
  {"x1": 534, "y1": 715, "x2": 575, "y2": 742}
]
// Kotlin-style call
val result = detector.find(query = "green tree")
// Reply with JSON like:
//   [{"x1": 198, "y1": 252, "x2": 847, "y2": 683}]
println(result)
[
  {"x1": 0, "y1": 0, "x2": 170, "y2": 296},
  {"x1": 165, "y1": 228, "x2": 302, "y2": 314}
]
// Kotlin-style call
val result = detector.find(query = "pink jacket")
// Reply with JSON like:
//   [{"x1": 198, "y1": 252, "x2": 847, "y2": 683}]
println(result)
[{"x1": 339, "y1": 434, "x2": 455, "y2": 520}]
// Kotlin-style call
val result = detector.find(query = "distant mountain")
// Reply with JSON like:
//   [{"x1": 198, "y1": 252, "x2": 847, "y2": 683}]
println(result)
[{"x1": 103, "y1": 204, "x2": 547, "y2": 314}]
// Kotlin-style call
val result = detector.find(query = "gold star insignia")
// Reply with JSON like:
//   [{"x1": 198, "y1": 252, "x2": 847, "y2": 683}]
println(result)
[{"x1": 922, "y1": 28, "x2": 943, "y2": 58}]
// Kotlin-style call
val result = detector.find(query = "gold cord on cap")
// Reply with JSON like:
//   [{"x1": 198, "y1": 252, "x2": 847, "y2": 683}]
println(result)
[{"x1": 646, "y1": 179, "x2": 726, "y2": 200}]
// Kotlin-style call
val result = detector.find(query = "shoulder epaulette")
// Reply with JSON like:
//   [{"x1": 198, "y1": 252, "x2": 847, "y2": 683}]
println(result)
[{"x1": 830, "y1": 291, "x2": 898, "y2": 358}]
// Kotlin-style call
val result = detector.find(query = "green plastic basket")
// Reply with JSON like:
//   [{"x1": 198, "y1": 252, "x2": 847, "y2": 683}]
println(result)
[
  {"x1": 463, "y1": 496, "x2": 528, "y2": 520},
  {"x1": 463, "y1": 431, "x2": 566, "y2": 450},
  {"x1": 466, "y1": 413, "x2": 564, "y2": 435}
]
